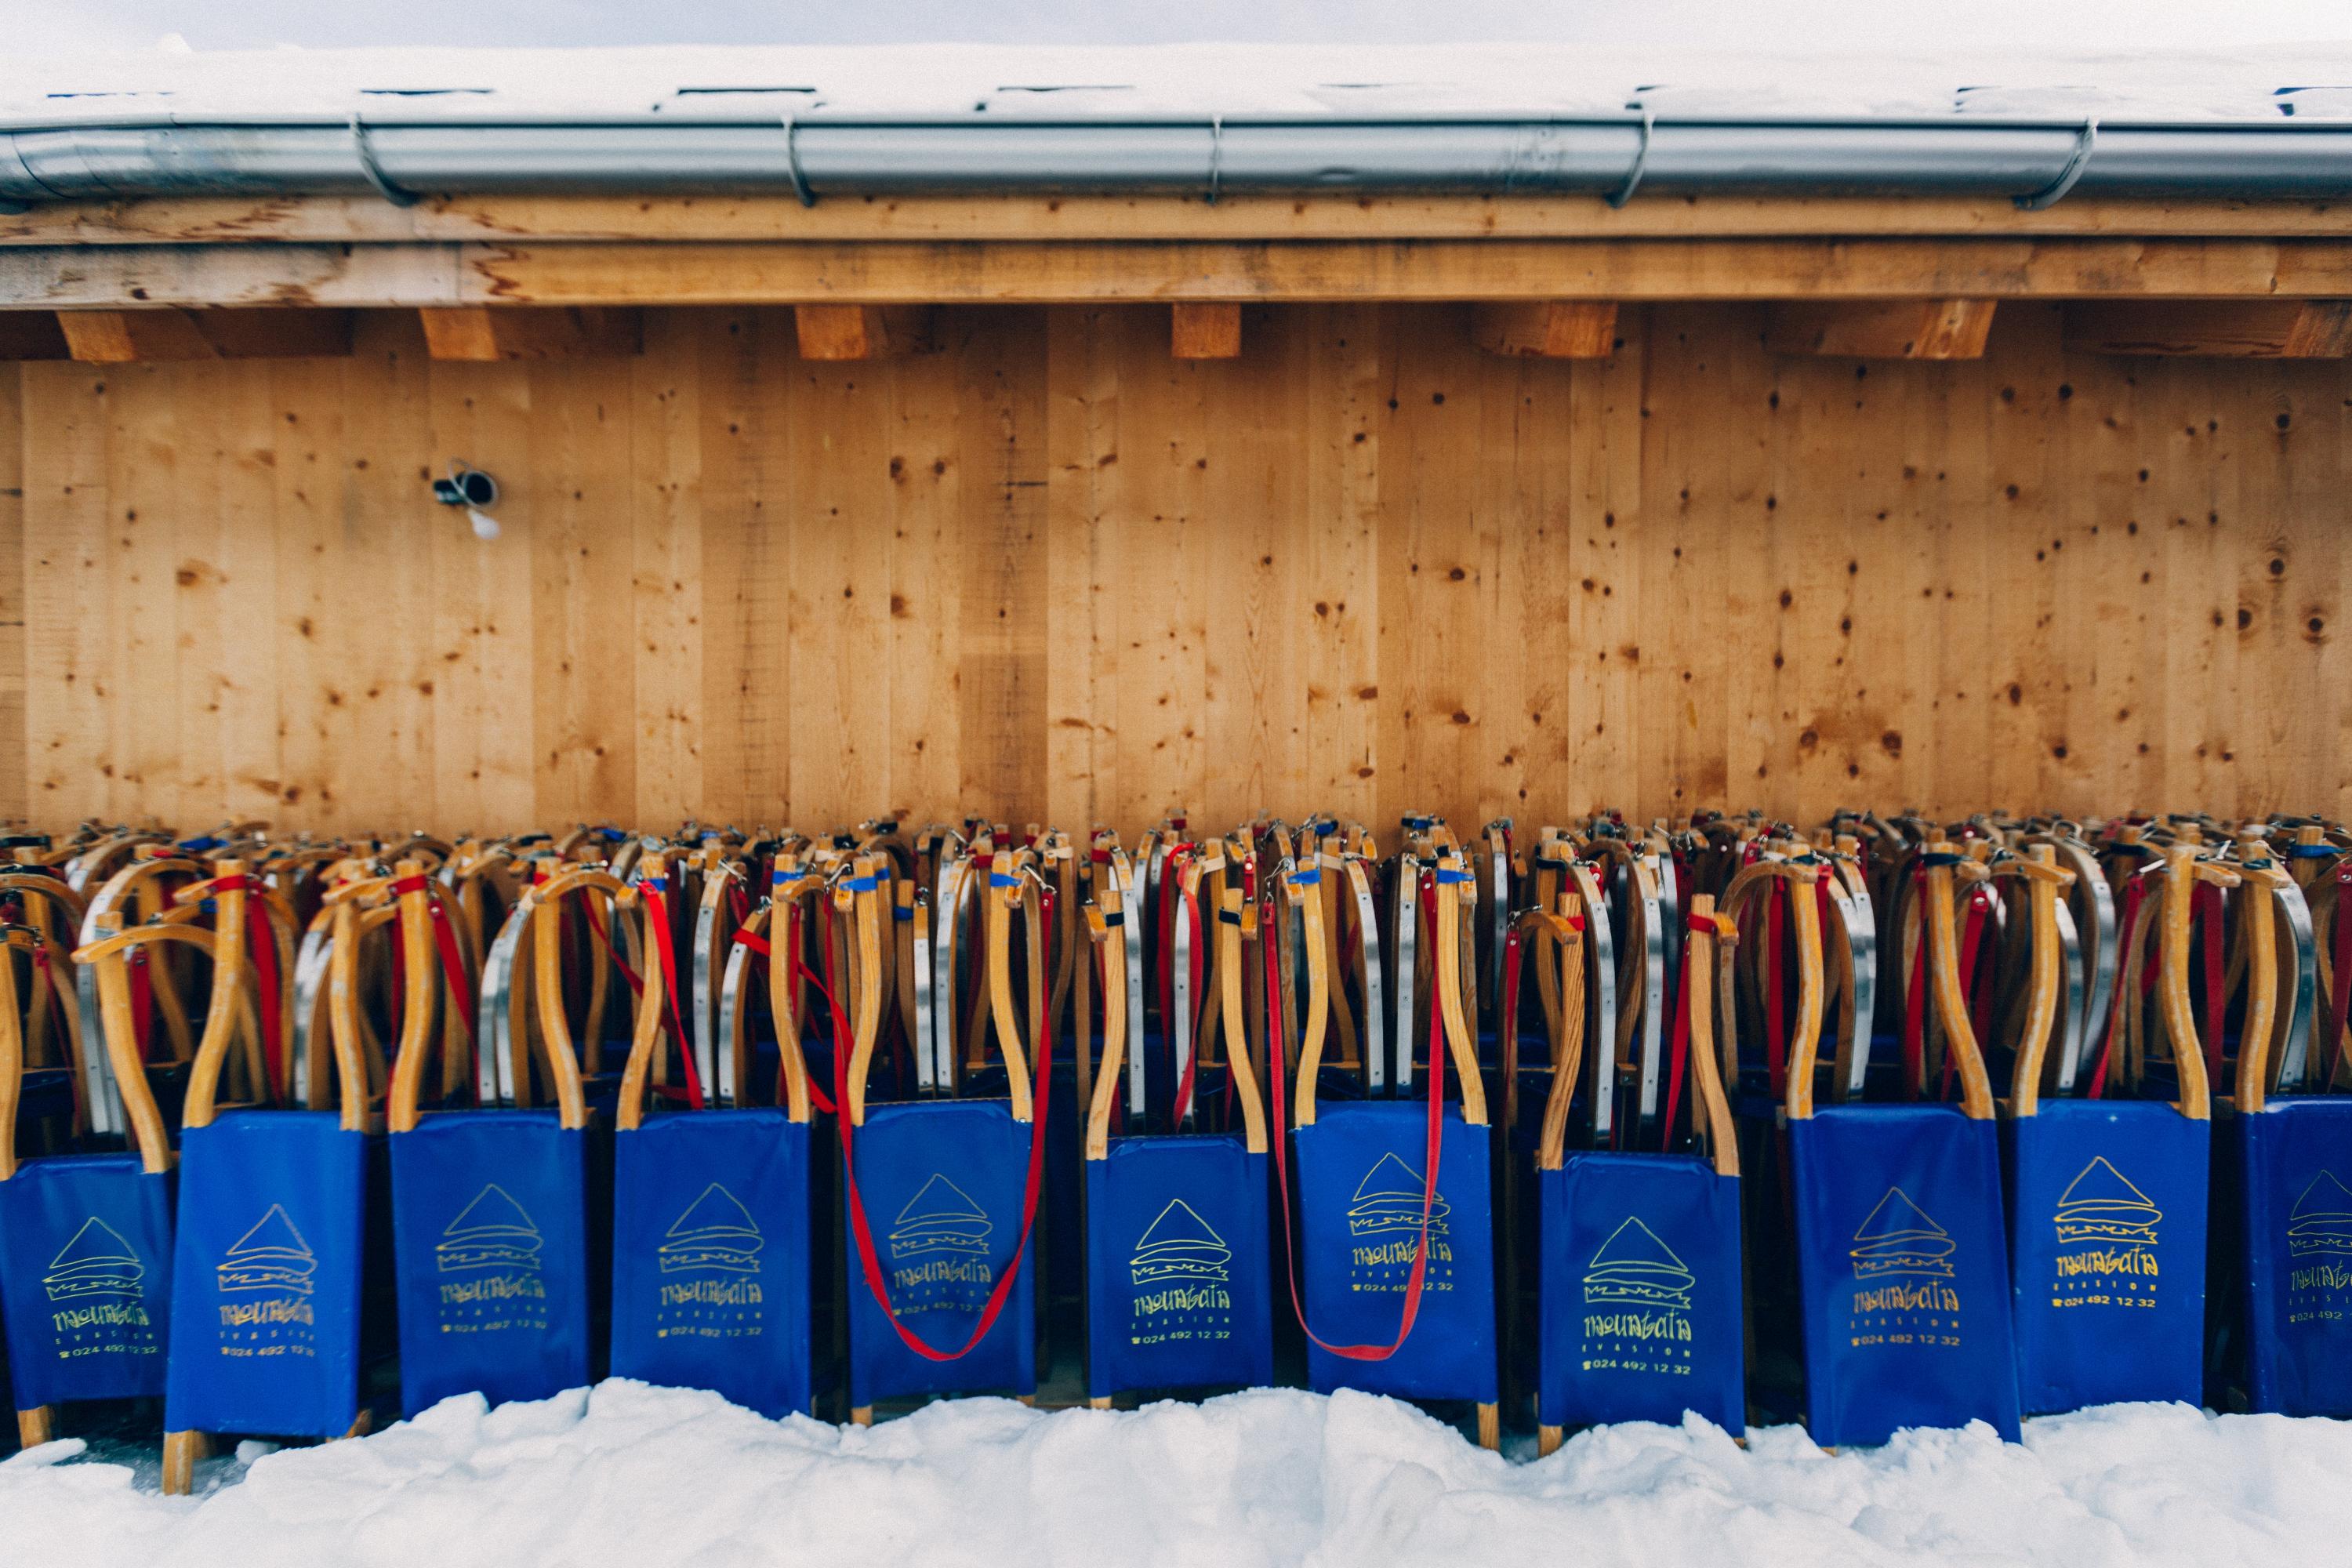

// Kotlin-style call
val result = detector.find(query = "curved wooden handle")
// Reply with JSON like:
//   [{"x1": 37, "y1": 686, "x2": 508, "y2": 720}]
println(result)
[
  {"x1": 1083, "y1": 887, "x2": 1128, "y2": 1160},
  {"x1": 1433, "y1": 855, "x2": 1488, "y2": 1127},
  {"x1": 981, "y1": 862, "x2": 1036, "y2": 1123},
  {"x1": 2155, "y1": 845, "x2": 2218, "y2": 1119},
  {"x1": 179, "y1": 860, "x2": 256, "y2": 1130},
  {"x1": 82, "y1": 911, "x2": 177, "y2": 1170},
  {"x1": 386, "y1": 859, "x2": 441, "y2": 1134},
  {"x1": 1918, "y1": 846, "x2": 1995, "y2": 1121},
  {"x1": 769, "y1": 857, "x2": 813, "y2": 1122},
  {"x1": 1685, "y1": 895, "x2": 1740, "y2": 1178},
  {"x1": 524, "y1": 877, "x2": 591, "y2": 1131},
  {"x1": 1777, "y1": 857, "x2": 1841, "y2": 1120},
  {"x1": 1532, "y1": 900, "x2": 1587, "y2": 1172},
  {"x1": 1290, "y1": 864, "x2": 1333, "y2": 1131},
  {"x1": 2236, "y1": 857, "x2": 2287, "y2": 1115},
  {"x1": 2004, "y1": 844, "x2": 2071, "y2": 1119}
]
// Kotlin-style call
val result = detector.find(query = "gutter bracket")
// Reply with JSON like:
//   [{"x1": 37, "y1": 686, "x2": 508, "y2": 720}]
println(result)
[
  {"x1": 2014, "y1": 118, "x2": 2099, "y2": 211},
  {"x1": 1607, "y1": 104, "x2": 1654, "y2": 209},
  {"x1": 350, "y1": 113, "x2": 421, "y2": 209},
  {"x1": 783, "y1": 113, "x2": 815, "y2": 207}
]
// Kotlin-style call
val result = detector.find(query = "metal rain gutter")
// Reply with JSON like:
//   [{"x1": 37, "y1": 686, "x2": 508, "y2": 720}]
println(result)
[{"x1": 3, "y1": 114, "x2": 2350, "y2": 211}]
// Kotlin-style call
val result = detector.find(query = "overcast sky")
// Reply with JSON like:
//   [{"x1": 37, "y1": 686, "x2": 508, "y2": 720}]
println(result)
[{"x1": 13, "y1": 0, "x2": 2352, "y2": 54}]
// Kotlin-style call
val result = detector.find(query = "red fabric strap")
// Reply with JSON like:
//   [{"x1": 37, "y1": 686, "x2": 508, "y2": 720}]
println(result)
[
  {"x1": 1662, "y1": 931, "x2": 1694, "y2": 1150},
  {"x1": 2086, "y1": 877, "x2": 2148, "y2": 1101},
  {"x1": 641, "y1": 885, "x2": 705, "y2": 1112},
  {"x1": 2328, "y1": 864, "x2": 2352, "y2": 1086},
  {"x1": 245, "y1": 899, "x2": 285, "y2": 1103},
  {"x1": 2197, "y1": 882, "x2": 2226, "y2": 1084},
  {"x1": 827, "y1": 926, "x2": 1051, "y2": 1362},
  {"x1": 584, "y1": 898, "x2": 644, "y2": 996},
  {"x1": 1267, "y1": 874, "x2": 1442, "y2": 1362},
  {"x1": 1765, "y1": 886, "x2": 1788, "y2": 1099},
  {"x1": 390, "y1": 873, "x2": 477, "y2": 1036},
  {"x1": 1900, "y1": 917, "x2": 1931, "y2": 1102}
]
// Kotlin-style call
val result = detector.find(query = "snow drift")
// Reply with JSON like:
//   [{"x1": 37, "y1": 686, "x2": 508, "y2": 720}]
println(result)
[{"x1": 8, "y1": 1383, "x2": 2352, "y2": 1567}]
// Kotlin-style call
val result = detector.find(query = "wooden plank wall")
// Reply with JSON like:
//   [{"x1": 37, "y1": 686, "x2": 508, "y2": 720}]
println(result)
[{"x1": 10, "y1": 302, "x2": 2346, "y2": 839}]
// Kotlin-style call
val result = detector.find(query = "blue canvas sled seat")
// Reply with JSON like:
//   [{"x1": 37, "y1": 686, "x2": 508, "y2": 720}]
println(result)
[
  {"x1": 2, "y1": 878, "x2": 175, "y2": 1450},
  {"x1": 1787, "y1": 843, "x2": 2021, "y2": 1447},
  {"x1": 2216, "y1": 836, "x2": 2352, "y2": 1417},
  {"x1": 1278, "y1": 827, "x2": 1501, "y2": 1450},
  {"x1": 1530, "y1": 873, "x2": 1746, "y2": 1454},
  {"x1": 608, "y1": 848, "x2": 815, "y2": 1419},
  {"x1": 837, "y1": 844, "x2": 1051, "y2": 1421},
  {"x1": 134, "y1": 859, "x2": 370, "y2": 1495},
  {"x1": 1081, "y1": 869, "x2": 1273, "y2": 1406},
  {"x1": 390, "y1": 857, "x2": 594, "y2": 1421},
  {"x1": 2005, "y1": 839, "x2": 2209, "y2": 1416}
]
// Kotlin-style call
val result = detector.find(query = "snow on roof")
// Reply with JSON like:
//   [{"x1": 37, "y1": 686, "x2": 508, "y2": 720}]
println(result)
[{"x1": 4, "y1": 42, "x2": 2350, "y2": 129}]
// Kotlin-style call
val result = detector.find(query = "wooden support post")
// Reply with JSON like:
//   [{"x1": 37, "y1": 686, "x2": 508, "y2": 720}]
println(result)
[
  {"x1": 1472, "y1": 300, "x2": 1618, "y2": 358},
  {"x1": 1171, "y1": 302, "x2": 1243, "y2": 359},
  {"x1": 55, "y1": 307, "x2": 355, "y2": 362},
  {"x1": 793, "y1": 303, "x2": 931, "y2": 361},
  {"x1": 0, "y1": 313, "x2": 69, "y2": 361},
  {"x1": 416, "y1": 305, "x2": 644, "y2": 361},
  {"x1": 2061, "y1": 299, "x2": 2352, "y2": 357},
  {"x1": 1766, "y1": 299, "x2": 1998, "y2": 359}
]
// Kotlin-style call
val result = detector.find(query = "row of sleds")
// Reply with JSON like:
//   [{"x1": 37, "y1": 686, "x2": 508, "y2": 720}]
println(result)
[{"x1": 0, "y1": 809, "x2": 2347, "y2": 1489}]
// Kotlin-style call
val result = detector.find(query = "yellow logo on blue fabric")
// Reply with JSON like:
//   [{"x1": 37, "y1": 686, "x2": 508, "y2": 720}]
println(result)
[
  {"x1": 434, "y1": 1185, "x2": 548, "y2": 1334},
  {"x1": 218, "y1": 1205, "x2": 317, "y2": 1296},
  {"x1": 1130, "y1": 1200, "x2": 1231, "y2": 1286},
  {"x1": 214, "y1": 1205, "x2": 318, "y2": 1355},
  {"x1": 662, "y1": 1185, "x2": 763, "y2": 1275},
  {"x1": 1579, "y1": 1218, "x2": 1696, "y2": 1375},
  {"x1": 44, "y1": 1218, "x2": 144, "y2": 1302},
  {"x1": 1849, "y1": 1188, "x2": 1955, "y2": 1279},
  {"x1": 655, "y1": 1185, "x2": 765, "y2": 1339},
  {"x1": 2288, "y1": 1172, "x2": 2352, "y2": 1258},
  {"x1": 437, "y1": 1185, "x2": 544, "y2": 1274},
  {"x1": 1125, "y1": 1200, "x2": 1234, "y2": 1347},
  {"x1": 1583, "y1": 1218, "x2": 1693, "y2": 1309},
  {"x1": 2054, "y1": 1158, "x2": 2161, "y2": 1247},
  {"x1": 1345, "y1": 1152, "x2": 1454, "y2": 1292},
  {"x1": 890, "y1": 1174, "x2": 990, "y2": 1261},
  {"x1": 2046, "y1": 1157, "x2": 2162, "y2": 1309},
  {"x1": 1347, "y1": 1152, "x2": 1450, "y2": 1236}
]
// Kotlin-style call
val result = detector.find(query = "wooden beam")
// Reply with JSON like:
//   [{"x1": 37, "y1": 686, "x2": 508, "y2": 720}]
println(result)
[
  {"x1": 416, "y1": 305, "x2": 644, "y2": 360},
  {"x1": 1171, "y1": 302, "x2": 1241, "y2": 359},
  {"x1": 1766, "y1": 299, "x2": 1998, "y2": 358},
  {"x1": 2062, "y1": 299, "x2": 2352, "y2": 357},
  {"x1": 12, "y1": 238, "x2": 2352, "y2": 309},
  {"x1": 0, "y1": 312, "x2": 67, "y2": 360},
  {"x1": 792, "y1": 303, "x2": 930, "y2": 360},
  {"x1": 11, "y1": 194, "x2": 2352, "y2": 248},
  {"x1": 51, "y1": 306, "x2": 353, "y2": 362},
  {"x1": 1472, "y1": 300, "x2": 1618, "y2": 358},
  {"x1": 56, "y1": 309, "x2": 216, "y2": 362}
]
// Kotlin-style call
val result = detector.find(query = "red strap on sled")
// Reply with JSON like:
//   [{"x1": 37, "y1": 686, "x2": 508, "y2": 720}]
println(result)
[
  {"x1": 734, "y1": 926, "x2": 837, "y2": 1123},
  {"x1": 826, "y1": 892, "x2": 1052, "y2": 1363},
  {"x1": 1765, "y1": 886, "x2": 1788, "y2": 1099},
  {"x1": 1267, "y1": 870, "x2": 1443, "y2": 1363},
  {"x1": 1662, "y1": 924, "x2": 1697, "y2": 1151},
  {"x1": 208, "y1": 874, "x2": 286, "y2": 1102},
  {"x1": 2197, "y1": 880, "x2": 2226, "y2": 1084},
  {"x1": 1942, "y1": 888, "x2": 1990, "y2": 1104},
  {"x1": 640, "y1": 883, "x2": 705, "y2": 1112},
  {"x1": 2087, "y1": 876, "x2": 2148, "y2": 1101},
  {"x1": 1900, "y1": 919, "x2": 1930, "y2": 1102},
  {"x1": 128, "y1": 946, "x2": 154, "y2": 1065},
  {"x1": 2329, "y1": 862, "x2": 2352, "y2": 1087},
  {"x1": 583, "y1": 897, "x2": 644, "y2": 996},
  {"x1": 390, "y1": 873, "x2": 477, "y2": 1038}
]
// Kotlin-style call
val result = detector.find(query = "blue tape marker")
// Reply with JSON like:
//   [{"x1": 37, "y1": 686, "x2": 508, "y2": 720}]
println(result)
[
  {"x1": 844, "y1": 875, "x2": 880, "y2": 893},
  {"x1": 989, "y1": 873, "x2": 1020, "y2": 888},
  {"x1": 1434, "y1": 869, "x2": 1472, "y2": 885}
]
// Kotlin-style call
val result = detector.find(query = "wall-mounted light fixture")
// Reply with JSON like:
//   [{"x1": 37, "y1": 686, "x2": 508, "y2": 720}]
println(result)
[{"x1": 431, "y1": 461, "x2": 501, "y2": 539}]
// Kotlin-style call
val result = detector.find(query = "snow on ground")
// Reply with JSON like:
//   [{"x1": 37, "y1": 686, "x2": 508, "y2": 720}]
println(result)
[{"x1": 6, "y1": 1385, "x2": 2352, "y2": 1568}]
